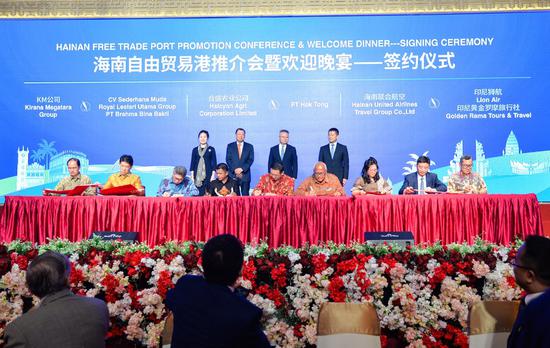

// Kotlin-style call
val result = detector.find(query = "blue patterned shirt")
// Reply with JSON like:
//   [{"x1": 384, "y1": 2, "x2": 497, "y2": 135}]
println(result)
[{"x1": 157, "y1": 177, "x2": 199, "y2": 197}]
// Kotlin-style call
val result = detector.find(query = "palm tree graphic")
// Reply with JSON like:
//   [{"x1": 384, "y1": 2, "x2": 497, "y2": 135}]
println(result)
[{"x1": 37, "y1": 139, "x2": 57, "y2": 170}]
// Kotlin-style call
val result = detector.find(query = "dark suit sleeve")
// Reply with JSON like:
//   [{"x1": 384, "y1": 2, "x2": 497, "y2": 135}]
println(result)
[
  {"x1": 342, "y1": 145, "x2": 349, "y2": 180},
  {"x1": 234, "y1": 181, "x2": 241, "y2": 196},
  {"x1": 433, "y1": 174, "x2": 447, "y2": 192},
  {"x1": 521, "y1": 297, "x2": 550, "y2": 348},
  {"x1": 267, "y1": 147, "x2": 275, "y2": 173},
  {"x1": 398, "y1": 175, "x2": 410, "y2": 195},
  {"x1": 242, "y1": 144, "x2": 254, "y2": 172},
  {"x1": 241, "y1": 308, "x2": 272, "y2": 348},
  {"x1": 226, "y1": 144, "x2": 234, "y2": 173},
  {"x1": 190, "y1": 148, "x2": 198, "y2": 176},
  {"x1": 318, "y1": 147, "x2": 324, "y2": 162},
  {"x1": 100, "y1": 301, "x2": 110, "y2": 335},
  {"x1": 4, "y1": 322, "x2": 27, "y2": 348},
  {"x1": 291, "y1": 147, "x2": 298, "y2": 179}
]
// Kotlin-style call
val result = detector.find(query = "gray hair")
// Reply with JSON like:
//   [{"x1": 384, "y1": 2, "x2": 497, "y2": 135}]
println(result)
[
  {"x1": 314, "y1": 162, "x2": 327, "y2": 172},
  {"x1": 173, "y1": 166, "x2": 187, "y2": 177}
]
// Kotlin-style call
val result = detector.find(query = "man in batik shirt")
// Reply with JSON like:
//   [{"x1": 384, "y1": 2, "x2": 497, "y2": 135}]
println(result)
[
  {"x1": 44, "y1": 158, "x2": 96, "y2": 196},
  {"x1": 252, "y1": 162, "x2": 294, "y2": 196},
  {"x1": 295, "y1": 162, "x2": 346, "y2": 196},
  {"x1": 157, "y1": 166, "x2": 199, "y2": 197},
  {"x1": 447, "y1": 155, "x2": 488, "y2": 194}
]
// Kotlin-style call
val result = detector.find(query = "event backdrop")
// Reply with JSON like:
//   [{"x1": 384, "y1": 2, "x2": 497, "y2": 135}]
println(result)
[{"x1": 0, "y1": 12, "x2": 549, "y2": 202}]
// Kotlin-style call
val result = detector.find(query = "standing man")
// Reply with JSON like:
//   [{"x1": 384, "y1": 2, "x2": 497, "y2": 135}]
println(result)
[
  {"x1": 318, "y1": 127, "x2": 349, "y2": 185},
  {"x1": 226, "y1": 128, "x2": 254, "y2": 196},
  {"x1": 268, "y1": 129, "x2": 298, "y2": 179},
  {"x1": 399, "y1": 155, "x2": 447, "y2": 194}
]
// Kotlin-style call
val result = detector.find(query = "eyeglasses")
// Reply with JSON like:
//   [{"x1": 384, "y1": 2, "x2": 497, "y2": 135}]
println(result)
[{"x1": 510, "y1": 260, "x2": 532, "y2": 270}]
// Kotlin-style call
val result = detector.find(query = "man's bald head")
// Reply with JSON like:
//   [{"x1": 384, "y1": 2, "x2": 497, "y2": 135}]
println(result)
[{"x1": 313, "y1": 162, "x2": 327, "y2": 182}]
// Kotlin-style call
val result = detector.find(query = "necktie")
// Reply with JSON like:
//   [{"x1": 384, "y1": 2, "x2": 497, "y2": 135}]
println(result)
[
  {"x1": 330, "y1": 144, "x2": 335, "y2": 159},
  {"x1": 237, "y1": 142, "x2": 242, "y2": 159},
  {"x1": 419, "y1": 176, "x2": 425, "y2": 194},
  {"x1": 280, "y1": 145, "x2": 285, "y2": 159}
]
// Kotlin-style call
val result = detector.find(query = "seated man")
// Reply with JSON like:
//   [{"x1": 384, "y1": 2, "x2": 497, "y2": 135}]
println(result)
[
  {"x1": 165, "y1": 234, "x2": 271, "y2": 348},
  {"x1": 4, "y1": 252, "x2": 109, "y2": 348},
  {"x1": 44, "y1": 158, "x2": 96, "y2": 196},
  {"x1": 102, "y1": 154, "x2": 145, "y2": 195},
  {"x1": 447, "y1": 155, "x2": 487, "y2": 194},
  {"x1": 295, "y1": 162, "x2": 345, "y2": 196},
  {"x1": 252, "y1": 162, "x2": 294, "y2": 196},
  {"x1": 157, "y1": 166, "x2": 199, "y2": 197},
  {"x1": 399, "y1": 155, "x2": 447, "y2": 194},
  {"x1": 207, "y1": 163, "x2": 240, "y2": 196},
  {"x1": 508, "y1": 235, "x2": 550, "y2": 348}
]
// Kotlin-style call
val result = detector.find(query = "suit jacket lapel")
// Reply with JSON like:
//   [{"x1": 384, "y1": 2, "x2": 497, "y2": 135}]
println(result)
[{"x1": 411, "y1": 174, "x2": 418, "y2": 190}]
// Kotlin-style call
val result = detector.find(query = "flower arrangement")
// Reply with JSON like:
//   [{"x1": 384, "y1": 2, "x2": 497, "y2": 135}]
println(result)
[{"x1": 0, "y1": 238, "x2": 523, "y2": 348}]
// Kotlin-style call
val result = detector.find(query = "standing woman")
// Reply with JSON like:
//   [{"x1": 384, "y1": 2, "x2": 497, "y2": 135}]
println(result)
[
  {"x1": 190, "y1": 130, "x2": 217, "y2": 196},
  {"x1": 351, "y1": 157, "x2": 392, "y2": 195}
]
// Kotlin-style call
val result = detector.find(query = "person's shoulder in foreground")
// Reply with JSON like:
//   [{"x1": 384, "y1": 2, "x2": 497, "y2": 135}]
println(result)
[
  {"x1": 165, "y1": 234, "x2": 271, "y2": 348},
  {"x1": 4, "y1": 251, "x2": 109, "y2": 348}
]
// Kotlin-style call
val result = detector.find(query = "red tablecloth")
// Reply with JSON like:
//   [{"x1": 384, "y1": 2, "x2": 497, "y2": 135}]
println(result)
[{"x1": 0, "y1": 194, "x2": 543, "y2": 246}]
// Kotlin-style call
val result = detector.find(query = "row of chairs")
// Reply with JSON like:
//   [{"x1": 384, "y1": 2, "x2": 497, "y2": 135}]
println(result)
[{"x1": 160, "y1": 300, "x2": 519, "y2": 347}]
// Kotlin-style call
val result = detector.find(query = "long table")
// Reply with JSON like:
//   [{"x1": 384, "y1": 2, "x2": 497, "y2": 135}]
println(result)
[{"x1": 0, "y1": 194, "x2": 543, "y2": 246}]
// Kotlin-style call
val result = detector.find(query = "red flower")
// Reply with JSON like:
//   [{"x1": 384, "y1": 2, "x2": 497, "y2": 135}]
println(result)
[
  {"x1": 270, "y1": 263, "x2": 287, "y2": 288},
  {"x1": 107, "y1": 322, "x2": 125, "y2": 338},
  {"x1": 26, "y1": 248, "x2": 38, "y2": 260},
  {"x1": 328, "y1": 276, "x2": 346, "y2": 302},
  {"x1": 101, "y1": 273, "x2": 120, "y2": 303},
  {"x1": 127, "y1": 267, "x2": 137, "y2": 277},
  {"x1": 354, "y1": 269, "x2": 372, "y2": 295},
  {"x1": 506, "y1": 276, "x2": 516, "y2": 288},
  {"x1": 293, "y1": 324, "x2": 303, "y2": 338},
  {"x1": 150, "y1": 249, "x2": 161, "y2": 259},
  {"x1": 312, "y1": 254, "x2": 328, "y2": 274},
  {"x1": 127, "y1": 284, "x2": 141, "y2": 309},
  {"x1": 379, "y1": 255, "x2": 397, "y2": 274},
  {"x1": 255, "y1": 285, "x2": 286, "y2": 307},
  {"x1": 156, "y1": 270, "x2": 174, "y2": 299},
  {"x1": 14, "y1": 254, "x2": 29, "y2": 270},
  {"x1": 336, "y1": 258, "x2": 357, "y2": 275},
  {"x1": 123, "y1": 251, "x2": 147, "y2": 267},
  {"x1": 69, "y1": 266, "x2": 85, "y2": 285},
  {"x1": 242, "y1": 259, "x2": 257, "y2": 287}
]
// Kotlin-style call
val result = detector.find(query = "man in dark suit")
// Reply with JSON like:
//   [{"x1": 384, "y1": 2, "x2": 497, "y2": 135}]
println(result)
[
  {"x1": 4, "y1": 252, "x2": 109, "y2": 348},
  {"x1": 398, "y1": 155, "x2": 447, "y2": 194},
  {"x1": 508, "y1": 235, "x2": 550, "y2": 348},
  {"x1": 268, "y1": 129, "x2": 298, "y2": 179},
  {"x1": 165, "y1": 234, "x2": 271, "y2": 348},
  {"x1": 318, "y1": 127, "x2": 349, "y2": 185},
  {"x1": 226, "y1": 128, "x2": 254, "y2": 196}
]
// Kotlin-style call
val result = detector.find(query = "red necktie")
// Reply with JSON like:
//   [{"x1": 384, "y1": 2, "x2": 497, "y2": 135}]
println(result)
[{"x1": 238, "y1": 142, "x2": 242, "y2": 159}]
